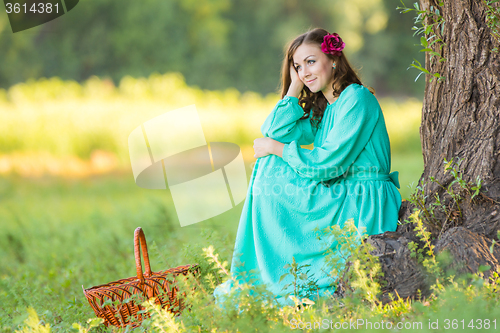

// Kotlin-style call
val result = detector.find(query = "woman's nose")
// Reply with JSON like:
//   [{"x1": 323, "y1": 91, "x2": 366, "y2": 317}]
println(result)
[{"x1": 303, "y1": 67, "x2": 311, "y2": 77}]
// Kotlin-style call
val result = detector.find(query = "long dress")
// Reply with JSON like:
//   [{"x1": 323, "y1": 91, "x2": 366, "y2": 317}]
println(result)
[{"x1": 213, "y1": 83, "x2": 402, "y2": 307}]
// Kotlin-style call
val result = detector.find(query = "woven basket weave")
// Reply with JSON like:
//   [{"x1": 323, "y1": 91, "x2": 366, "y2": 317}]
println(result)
[{"x1": 82, "y1": 227, "x2": 199, "y2": 328}]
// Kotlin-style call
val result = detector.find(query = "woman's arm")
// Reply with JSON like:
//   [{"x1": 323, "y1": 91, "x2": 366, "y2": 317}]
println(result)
[
  {"x1": 260, "y1": 96, "x2": 317, "y2": 146},
  {"x1": 253, "y1": 137, "x2": 285, "y2": 158},
  {"x1": 260, "y1": 65, "x2": 316, "y2": 145},
  {"x1": 281, "y1": 85, "x2": 380, "y2": 181}
]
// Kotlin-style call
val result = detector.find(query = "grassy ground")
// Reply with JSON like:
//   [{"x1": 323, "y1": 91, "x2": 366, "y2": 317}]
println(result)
[
  {"x1": 0, "y1": 154, "x2": 422, "y2": 331},
  {"x1": 0, "y1": 75, "x2": 424, "y2": 331},
  {"x1": 0, "y1": 172, "x2": 241, "y2": 331},
  {"x1": 392, "y1": 152, "x2": 423, "y2": 199}
]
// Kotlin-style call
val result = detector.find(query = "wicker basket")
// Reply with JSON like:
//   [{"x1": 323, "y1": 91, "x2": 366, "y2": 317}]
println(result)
[{"x1": 83, "y1": 227, "x2": 199, "y2": 328}]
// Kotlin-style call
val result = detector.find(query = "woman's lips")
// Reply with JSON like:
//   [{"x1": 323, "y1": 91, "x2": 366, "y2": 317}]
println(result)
[{"x1": 306, "y1": 78, "x2": 316, "y2": 84}]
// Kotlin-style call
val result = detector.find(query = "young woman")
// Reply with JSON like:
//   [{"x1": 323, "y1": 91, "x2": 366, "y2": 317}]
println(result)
[{"x1": 214, "y1": 28, "x2": 402, "y2": 307}]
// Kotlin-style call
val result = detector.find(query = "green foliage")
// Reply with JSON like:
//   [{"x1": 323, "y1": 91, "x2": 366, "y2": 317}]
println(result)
[
  {"x1": 407, "y1": 211, "x2": 443, "y2": 281},
  {"x1": 14, "y1": 307, "x2": 51, "y2": 333},
  {"x1": 407, "y1": 157, "x2": 484, "y2": 235},
  {"x1": 5, "y1": 208, "x2": 500, "y2": 332},
  {"x1": 71, "y1": 318, "x2": 104, "y2": 333},
  {"x1": 482, "y1": 0, "x2": 500, "y2": 53},
  {"x1": 404, "y1": 160, "x2": 500, "y2": 323},
  {"x1": 279, "y1": 257, "x2": 320, "y2": 304},
  {"x1": 14, "y1": 308, "x2": 102, "y2": 333},
  {"x1": 0, "y1": 74, "x2": 275, "y2": 160},
  {"x1": 141, "y1": 298, "x2": 185, "y2": 332},
  {"x1": 397, "y1": 0, "x2": 446, "y2": 83},
  {"x1": 0, "y1": 0, "x2": 425, "y2": 97},
  {"x1": 180, "y1": 230, "x2": 232, "y2": 294},
  {"x1": 316, "y1": 219, "x2": 384, "y2": 308},
  {"x1": 0, "y1": 173, "x2": 240, "y2": 332},
  {"x1": 403, "y1": 209, "x2": 500, "y2": 333},
  {"x1": 430, "y1": 158, "x2": 483, "y2": 221},
  {"x1": 158, "y1": 244, "x2": 287, "y2": 332}
]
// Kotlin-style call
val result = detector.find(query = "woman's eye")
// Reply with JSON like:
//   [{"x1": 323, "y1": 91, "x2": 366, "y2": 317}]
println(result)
[
  {"x1": 308, "y1": 60, "x2": 315, "y2": 65},
  {"x1": 295, "y1": 66, "x2": 301, "y2": 71}
]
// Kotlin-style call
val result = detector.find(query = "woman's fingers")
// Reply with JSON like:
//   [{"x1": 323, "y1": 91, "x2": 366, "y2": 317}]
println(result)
[
  {"x1": 288, "y1": 64, "x2": 304, "y2": 95},
  {"x1": 289, "y1": 64, "x2": 300, "y2": 83}
]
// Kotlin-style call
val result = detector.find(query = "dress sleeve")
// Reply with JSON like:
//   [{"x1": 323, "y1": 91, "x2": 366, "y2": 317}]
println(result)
[
  {"x1": 282, "y1": 86, "x2": 380, "y2": 181},
  {"x1": 261, "y1": 95, "x2": 317, "y2": 145}
]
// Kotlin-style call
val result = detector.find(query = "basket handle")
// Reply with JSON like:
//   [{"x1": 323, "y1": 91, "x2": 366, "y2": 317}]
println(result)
[{"x1": 134, "y1": 227, "x2": 153, "y2": 281}]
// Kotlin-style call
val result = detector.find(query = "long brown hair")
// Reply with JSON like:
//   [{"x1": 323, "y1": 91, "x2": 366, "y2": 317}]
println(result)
[{"x1": 279, "y1": 28, "x2": 375, "y2": 128}]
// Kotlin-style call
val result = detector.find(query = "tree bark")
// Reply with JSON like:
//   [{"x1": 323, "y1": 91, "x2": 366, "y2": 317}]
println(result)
[
  {"x1": 420, "y1": 0, "x2": 500, "y2": 205},
  {"x1": 369, "y1": 0, "x2": 500, "y2": 300}
]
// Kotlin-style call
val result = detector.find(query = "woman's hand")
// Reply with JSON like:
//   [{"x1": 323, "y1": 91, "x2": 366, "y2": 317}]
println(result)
[
  {"x1": 253, "y1": 137, "x2": 284, "y2": 158},
  {"x1": 286, "y1": 64, "x2": 304, "y2": 98}
]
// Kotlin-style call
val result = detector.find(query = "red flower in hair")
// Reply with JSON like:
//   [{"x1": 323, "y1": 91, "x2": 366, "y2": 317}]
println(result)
[{"x1": 321, "y1": 33, "x2": 345, "y2": 56}]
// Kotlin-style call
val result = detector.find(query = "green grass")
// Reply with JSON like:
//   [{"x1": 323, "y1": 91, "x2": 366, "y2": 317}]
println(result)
[
  {"x1": 392, "y1": 151, "x2": 424, "y2": 200},
  {"x1": 0, "y1": 173, "x2": 241, "y2": 332},
  {"x1": 0, "y1": 148, "x2": 423, "y2": 331},
  {"x1": 0, "y1": 151, "x2": 422, "y2": 331}
]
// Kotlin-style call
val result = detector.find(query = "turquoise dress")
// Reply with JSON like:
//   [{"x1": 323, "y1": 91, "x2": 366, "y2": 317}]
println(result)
[{"x1": 214, "y1": 83, "x2": 401, "y2": 307}]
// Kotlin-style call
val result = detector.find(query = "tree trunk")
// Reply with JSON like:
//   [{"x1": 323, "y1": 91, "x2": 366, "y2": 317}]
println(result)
[{"x1": 369, "y1": 0, "x2": 500, "y2": 301}]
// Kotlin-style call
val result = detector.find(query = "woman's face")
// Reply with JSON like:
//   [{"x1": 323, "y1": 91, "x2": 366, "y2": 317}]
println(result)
[{"x1": 292, "y1": 42, "x2": 335, "y2": 95}]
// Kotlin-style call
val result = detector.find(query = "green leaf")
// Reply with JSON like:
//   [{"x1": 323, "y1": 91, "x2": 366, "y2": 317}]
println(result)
[
  {"x1": 490, "y1": 240, "x2": 496, "y2": 254},
  {"x1": 72, "y1": 323, "x2": 83, "y2": 330},
  {"x1": 421, "y1": 36, "x2": 428, "y2": 47},
  {"x1": 87, "y1": 318, "x2": 104, "y2": 328},
  {"x1": 478, "y1": 265, "x2": 491, "y2": 273},
  {"x1": 429, "y1": 38, "x2": 441, "y2": 47},
  {"x1": 301, "y1": 298, "x2": 316, "y2": 305}
]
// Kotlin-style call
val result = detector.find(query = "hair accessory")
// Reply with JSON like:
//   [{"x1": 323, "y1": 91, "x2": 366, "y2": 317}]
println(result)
[{"x1": 321, "y1": 33, "x2": 345, "y2": 57}]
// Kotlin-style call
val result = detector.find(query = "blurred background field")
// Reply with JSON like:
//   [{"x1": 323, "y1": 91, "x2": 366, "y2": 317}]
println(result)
[
  {"x1": 0, "y1": 74, "x2": 422, "y2": 191},
  {"x1": 0, "y1": 0, "x2": 427, "y2": 330}
]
